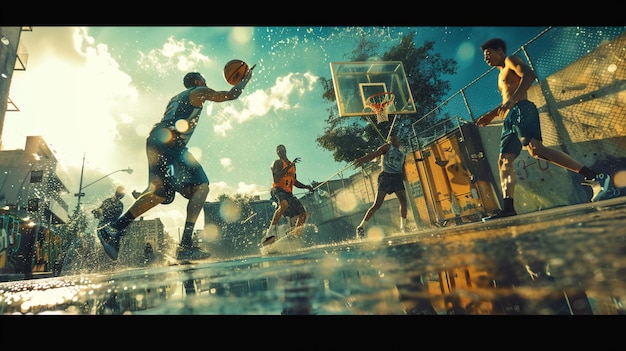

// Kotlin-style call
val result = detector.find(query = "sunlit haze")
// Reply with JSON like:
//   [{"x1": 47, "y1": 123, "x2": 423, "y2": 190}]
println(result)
[{"x1": 5, "y1": 26, "x2": 545, "y2": 240}]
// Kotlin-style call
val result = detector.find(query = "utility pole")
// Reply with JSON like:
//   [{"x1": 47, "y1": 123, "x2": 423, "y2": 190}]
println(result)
[
  {"x1": 74, "y1": 154, "x2": 133, "y2": 214},
  {"x1": 74, "y1": 154, "x2": 86, "y2": 214}
]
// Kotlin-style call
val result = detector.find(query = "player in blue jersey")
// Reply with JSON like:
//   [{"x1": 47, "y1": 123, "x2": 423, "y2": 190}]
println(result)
[
  {"x1": 354, "y1": 132, "x2": 411, "y2": 238},
  {"x1": 98, "y1": 68, "x2": 254, "y2": 261}
]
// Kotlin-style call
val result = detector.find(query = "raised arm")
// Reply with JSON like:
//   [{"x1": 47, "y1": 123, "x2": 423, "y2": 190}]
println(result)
[
  {"x1": 193, "y1": 64, "x2": 256, "y2": 104},
  {"x1": 476, "y1": 55, "x2": 537, "y2": 127},
  {"x1": 354, "y1": 143, "x2": 391, "y2": 167}
]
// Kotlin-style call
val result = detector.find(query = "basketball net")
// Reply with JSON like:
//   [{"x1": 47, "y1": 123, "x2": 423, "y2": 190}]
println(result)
[{"x1": 365, "y1": 92, "x2": 395, "y2": 124}]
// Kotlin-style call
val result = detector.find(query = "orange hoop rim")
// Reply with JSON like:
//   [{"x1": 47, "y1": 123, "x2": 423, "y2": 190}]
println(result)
[
  {"x1": 366, "y1": 92, "x2": 395, "y2": 102},
  {"x1": 365, "y1": 92, "x2": 395, "y2": 110},
  {"x1": 365, "y1": 92, "x2": 395, "y2": 124}
]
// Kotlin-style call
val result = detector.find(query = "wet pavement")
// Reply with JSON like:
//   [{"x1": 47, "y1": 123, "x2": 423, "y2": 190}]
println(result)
[{"x1": 1, "y1": 196, "x2": 626, "y2": 315}]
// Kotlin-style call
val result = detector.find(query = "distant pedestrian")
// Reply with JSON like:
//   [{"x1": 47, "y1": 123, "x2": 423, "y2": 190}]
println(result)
[
  {"x1": 143, "y1": 242, "x2": 155, "y2": 264},
  {"x1": 92, "y1": 186, "x2": 125, "y2": 227}
]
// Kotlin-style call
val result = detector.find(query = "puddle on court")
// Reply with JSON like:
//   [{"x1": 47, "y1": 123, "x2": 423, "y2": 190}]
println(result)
[{"x1": 1, "y1": 198, "x2": 626, "y2": 315}]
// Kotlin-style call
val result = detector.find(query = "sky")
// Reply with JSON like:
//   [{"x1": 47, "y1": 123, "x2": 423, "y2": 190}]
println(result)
[{"x1": 4, "y1": 26, "x2": 547, "y2": 240}]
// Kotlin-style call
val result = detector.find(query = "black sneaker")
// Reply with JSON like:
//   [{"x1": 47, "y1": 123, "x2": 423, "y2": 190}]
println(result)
[
  {"x1": 97, "y1": 224, "x2": 121, "y2": 260},
  {"x1": 261, "y1": 236, "x2": 276, "y2": 246},
  {"x1": 132, "y1": 190, "x2": 142, "y2": 199},
  {"x1": 482, "y1": 210, "x2": 517, "y2": 222},
  {"x1": 356, "y1": 226, "x2": 365, "y2": 239},
  {"x1": 176, "y1": 246, "x2": 211, "y2": 261}
]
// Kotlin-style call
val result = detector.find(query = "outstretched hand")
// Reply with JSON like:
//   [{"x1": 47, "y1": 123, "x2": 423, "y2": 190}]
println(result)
[
  {"x1": 292, "y1": 157, "x2": 301, "y2": 164},
  {"x1": 244, "y1": 64, "x2": 256, "y2": 80},
  {"x1": 475, "y1": 105, "x2": 502, "y2": 126}
]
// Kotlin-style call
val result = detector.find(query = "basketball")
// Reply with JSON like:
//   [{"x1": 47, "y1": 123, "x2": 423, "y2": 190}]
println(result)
[{"x1": 223, "y1": 59, "x2": 249, "y2": 85}]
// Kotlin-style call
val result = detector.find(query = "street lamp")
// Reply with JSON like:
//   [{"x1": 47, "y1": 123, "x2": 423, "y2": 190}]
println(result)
[{"x1": 74, "y1": 154, "x2": 133, "y2": 213}]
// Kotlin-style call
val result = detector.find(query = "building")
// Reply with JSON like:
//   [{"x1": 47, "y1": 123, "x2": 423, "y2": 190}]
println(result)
[
  {"x1": 0, "y1": 26, "x2": 31, "y2": 149},
  {"x1": 0, "y1": 135, "x2": 73, "y2": 276},
  {"x1": 117, "y1": 216, "x2": 168, "y2": 266}
]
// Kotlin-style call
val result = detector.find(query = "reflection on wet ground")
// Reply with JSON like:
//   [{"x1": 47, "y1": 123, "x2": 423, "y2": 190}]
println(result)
[{"x1": 1, "y1": 196, "x2": 626, "y2": 315}]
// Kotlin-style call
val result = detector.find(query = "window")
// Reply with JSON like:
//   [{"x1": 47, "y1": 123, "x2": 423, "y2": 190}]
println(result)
[{"x1": 30, "y1": 170, "x2": 43, "y2": 183}]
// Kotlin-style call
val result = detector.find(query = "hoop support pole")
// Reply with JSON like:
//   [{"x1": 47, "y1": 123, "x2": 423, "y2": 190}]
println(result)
[
  {"x1": 312, "y1": 162, "x2": 354, "y2": 191},
  {"x1": 386, "y1": 114, "x2": 399, "y2": 141}
]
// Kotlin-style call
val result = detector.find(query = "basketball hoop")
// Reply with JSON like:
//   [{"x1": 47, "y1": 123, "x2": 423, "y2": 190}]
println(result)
[{"x1": 365, "y1": 92, "x2": 395, "y2": 124}]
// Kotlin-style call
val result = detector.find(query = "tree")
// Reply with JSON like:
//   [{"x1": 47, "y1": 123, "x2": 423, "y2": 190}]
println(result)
[
  {"x1": 216, "y1": 193, "x2": 258, "y2": 223},
  {"x1": 316, "y1": 31, "x2": 458, "y2": 162},
  {"x1": 216, "y1": 193, "x2": 257, "y2": 206}
]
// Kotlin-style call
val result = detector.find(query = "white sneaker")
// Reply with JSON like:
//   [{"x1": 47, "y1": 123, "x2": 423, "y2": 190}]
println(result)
[
  {"x1": 261, "y1": 226, "x2": 278, "y2": 246},
  {"x1": 356, "y1": 226, "x2": 365, "y2": 239},
  {"x1": 582, "y1": 173, "x2": 613, "y2": 202}
]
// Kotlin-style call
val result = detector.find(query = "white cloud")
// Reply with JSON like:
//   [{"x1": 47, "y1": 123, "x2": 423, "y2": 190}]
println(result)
[
  {"x1": 208, "y1": 181, "x2": 231, "y2": 200},
  {"x1": 138, "y1": 36, "x2": 212, "y2": 75},
  {"x1": 213, "y1": 120, "x2": 233, "y2": 136},
  {"x1": 220, "y1": 157, "x2": 233, "y2": 171},
  {"x1": 205, "y1": 180, "x2": 269, "y2": 202},
  {"x1": 7, "y1": 27, "x2": 323, "y2": 243},
  {"x1": 236, "y1": 182, "x2": 268, "y2": 198},
  {"x1": 211, "y1": 72, "x2": 319, "y2": 135}
]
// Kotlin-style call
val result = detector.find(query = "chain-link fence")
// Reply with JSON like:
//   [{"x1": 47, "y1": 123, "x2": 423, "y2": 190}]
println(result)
[{"x1": 411, "y1": 26, "x2": 626, "y2": 154}]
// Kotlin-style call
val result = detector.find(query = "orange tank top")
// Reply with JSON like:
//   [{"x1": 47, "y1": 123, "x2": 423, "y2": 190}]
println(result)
[{"x1": 272, "y1": 159, "x2": 296, "y2": 193}]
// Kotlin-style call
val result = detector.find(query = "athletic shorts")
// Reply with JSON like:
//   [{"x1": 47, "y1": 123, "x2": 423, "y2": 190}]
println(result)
[
  {"x1": 270, "y1": 187, "x2": 306, "y2": 218},
  {"x1": 145, "y1": 132, "x2": 209, "y2": 203},
  {"x1": 377, "y1": 171, "x2": 405, "y2": 195},
  {"x1": 500, "y1": 100, "x2": 543, "y2": 157}
]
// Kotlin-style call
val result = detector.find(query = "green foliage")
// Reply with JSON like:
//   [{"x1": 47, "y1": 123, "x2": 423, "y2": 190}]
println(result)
[
  {"x1": 216, "y1": 193, "x2": 257, "y2": 205},
  {"x1": 316, "y1": 31, "x2": 458, "y2": 162},
  {"x1": 216, "y1": 192, "x2": 257, "y2": 211}
]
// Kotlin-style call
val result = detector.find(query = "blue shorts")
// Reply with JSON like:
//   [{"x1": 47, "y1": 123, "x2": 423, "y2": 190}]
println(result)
[
  {"x1": 145, "y1": 130, "x2": 209, "y2": 202},
  {"x1": 270, "y1": 187, "x2": 306, "y2": 218},
  {"x1": 500, "y1": 100, "x2": 543, "y2": 157},
  {"x1": 377, "y1": 171, "x2": 405, "y2": 194}
]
